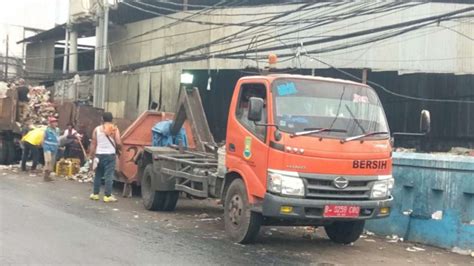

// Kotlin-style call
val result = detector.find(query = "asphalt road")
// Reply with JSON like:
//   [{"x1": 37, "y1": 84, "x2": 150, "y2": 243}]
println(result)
[{"x1": 1, "y1": 169, "x2": 472, "y2": 265}]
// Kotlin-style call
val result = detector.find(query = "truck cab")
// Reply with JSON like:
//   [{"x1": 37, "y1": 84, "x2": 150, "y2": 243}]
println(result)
[{"x1": 223, "y1": 74, "x2": 393, "y2": 243}]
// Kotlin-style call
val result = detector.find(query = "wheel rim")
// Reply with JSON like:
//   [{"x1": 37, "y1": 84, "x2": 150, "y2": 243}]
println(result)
[{"x1": 228, "y1": 194, "x2": 243, "y2": 227}]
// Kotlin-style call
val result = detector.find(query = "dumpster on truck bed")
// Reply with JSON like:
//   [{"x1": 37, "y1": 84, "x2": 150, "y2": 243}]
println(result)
[{"x1": 117, "y1": 111, "x2": 196, "y2": 184}]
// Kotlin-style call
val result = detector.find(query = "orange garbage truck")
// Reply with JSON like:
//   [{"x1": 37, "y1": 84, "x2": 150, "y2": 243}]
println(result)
[{"x1": 137, "y1": 74, "x2": 430, "y2": 244}]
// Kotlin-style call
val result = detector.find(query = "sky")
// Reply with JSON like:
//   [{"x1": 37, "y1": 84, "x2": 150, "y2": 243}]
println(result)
[
  {"x1": 0, "y1": 0, "x2": 98, "y2": 58},
  {"x1": 0, "y1": 0, "x2": 68, "y2": 30}
]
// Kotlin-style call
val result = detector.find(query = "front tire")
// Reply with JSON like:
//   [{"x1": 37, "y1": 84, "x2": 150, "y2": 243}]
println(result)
[
  {"x1": 224, "y1": 179, "x2": 262, "y2": 244},
  {"x1": 324, "y1": 220, "x2": 365, "y2": 244}
]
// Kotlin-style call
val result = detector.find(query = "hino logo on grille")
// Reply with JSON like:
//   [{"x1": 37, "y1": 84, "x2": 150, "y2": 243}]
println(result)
[{"x1": 333, "y1": 177, "x2": 349, "y2": 189}]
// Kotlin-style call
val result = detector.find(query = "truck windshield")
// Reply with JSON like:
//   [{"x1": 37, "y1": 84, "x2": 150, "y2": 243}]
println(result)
[{"x1": 272, "y1": 78, "x2": 389, "y2": 139}]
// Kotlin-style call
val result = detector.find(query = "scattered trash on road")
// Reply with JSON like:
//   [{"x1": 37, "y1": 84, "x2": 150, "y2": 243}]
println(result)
[
  {"x1": 431, "y1": 210, "x2": 443, "y2": 220},
  {"x1": 364, "y1": 239, "x2": 376, "y2": 243},
  {"x1": 451, "y1": 247, "x2": 473, "y2": 256},
  {"x1": 198, "y1": 217, "x2": 221, "y2": 222},
  {"x1": 133, "y1": 215, "x2": 139, "y2": 219},
  {"x1": 302, "y1": 226, "x2": 317, "y2": 240},
  {"x1": 386, "y1": 234, "x2": 404, "y2": 243},
  {"x1": 364, "y1": 230, "x2": 375, "y2": 236},
  {"x1": 196, "y1": 213, "x2": 210, "y2": 219},
  {"x1": 406, "y1": 246, "x2": 425, "y2": 252}
]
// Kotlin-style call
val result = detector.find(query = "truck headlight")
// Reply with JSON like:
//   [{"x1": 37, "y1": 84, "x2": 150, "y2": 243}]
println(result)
[
  {"x1": 371, "y1": 177, "x2": 394, "y2": 199},
  {"x1": 267, "y1": 170, "x2": 305, "y2": 197}
]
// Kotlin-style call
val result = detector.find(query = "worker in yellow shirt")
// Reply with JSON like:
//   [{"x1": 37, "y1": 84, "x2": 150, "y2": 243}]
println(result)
[{"x1": 21, "y1": 127, "x2": 45, "y2": 172}]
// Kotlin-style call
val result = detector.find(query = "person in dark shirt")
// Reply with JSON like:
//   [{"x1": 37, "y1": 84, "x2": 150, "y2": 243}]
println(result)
[
  {"x1": 16, "y1": 79, "x2": 29, "y2": 121},
  {"x1": 16, "y1": 79, "x2": 29, "y2": 102}
]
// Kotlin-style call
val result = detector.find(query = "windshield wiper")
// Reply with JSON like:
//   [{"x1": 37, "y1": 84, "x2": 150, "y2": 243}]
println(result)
[
  {"x1": 341, "y1": 131, "x2": 389, "y2": 143},
  {"x1": 290, "y1": 128, "x2": 347, "y2": 138},
  {"x1": 345, "y1": 104, "x2": 366, "y2": 134}
]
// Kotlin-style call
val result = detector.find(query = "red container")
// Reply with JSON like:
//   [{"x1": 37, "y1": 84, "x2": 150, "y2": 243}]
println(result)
[{"x1": 117, "y1": 111, "x2": 196, "y2": 184}]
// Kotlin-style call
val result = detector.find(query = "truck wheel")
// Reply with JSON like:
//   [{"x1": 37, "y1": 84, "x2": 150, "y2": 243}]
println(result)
[
  {"x1": 224, "y1": 178, "x2": 262, "y2": 244},
  {"x1": 0, "y1": 139, "x2": 6, "y2": 165},
  {"x1": 324, "y1": 221, "x2": 365, "y2": 244},
  {"x1": 163, "y1": 191, "x2": 179, "y2": 211},
  {"x1": 141, "y1": 165, "x2": 166, "y2": 211},
  {"x1": 5, "y1": 140, "x2": 16, "y2": 164}
]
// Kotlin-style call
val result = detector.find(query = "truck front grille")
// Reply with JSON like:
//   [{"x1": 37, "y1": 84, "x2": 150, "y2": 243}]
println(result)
[{"x1": 303, "y1": 174, "x2": 375, "y2": 200}]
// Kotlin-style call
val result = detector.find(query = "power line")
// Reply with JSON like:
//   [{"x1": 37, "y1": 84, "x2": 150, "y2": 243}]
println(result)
[
  {"x1": 21, "y1": 1, "x2": 371, "y2": 62},
  {"x1": 130, "y1": 0, "x2": 316, "y2": 17},
  {"x1": 217, "y1": 6, "x2": 474, "y2": 57},
  {"x1": 220, "y1": 2, "x2": 414, "y2": 61},
  {"x1": 123, "y1": 1, "x2": 352, "y2": 27},
  {"x1": 180, "y1": 2, "x2": 398, "y2": 62},
  {"x1": 438, "y1": 24, "x2": 474, "y2": 41},
  {"x1": 23, "y1": 2, "x2": 319, "y2": 78},
  {"x1": 196, "y1": 3, "x2": 442, "y2": 61},
  {"x1": 21, "y1": 0, "x2": 307, "y2": 61},
  {"x1": 146, "y1": 0, "x2": 310, "y2": 9}
]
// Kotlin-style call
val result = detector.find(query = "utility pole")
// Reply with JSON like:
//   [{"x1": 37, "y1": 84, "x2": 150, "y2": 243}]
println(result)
[
  {"x1": 93, "y1": 2, "x2": 104, "y2": 108},
  {"x1": 100, "y1": 0, "x2": 109, "y2": 109},
  {"x1": 183, "y1": 0, "x2": 188, "y2": 11},
  {"x1": 63, "y1": 23, "x2": 69, "y2": 74},
  {"x1": 62, "y1": 23, "x2": 70, "y2": 104},
  {"x1": 5, "y1": 35, "x2": 9, "y2": 80},
  {"x1": 93, "y1": 0, "x2": 109, "y2": 109},
  {"x1": 69, "y1": 29, "x2": 78, "y2": 72}
]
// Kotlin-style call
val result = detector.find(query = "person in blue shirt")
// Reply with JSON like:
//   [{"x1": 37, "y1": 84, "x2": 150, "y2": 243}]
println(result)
[{"x1": 43, "y1": 117, "x2": 60, "y2": 182}]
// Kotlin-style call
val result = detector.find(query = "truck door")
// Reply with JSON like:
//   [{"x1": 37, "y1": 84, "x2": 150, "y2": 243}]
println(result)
[{"x1": 226, "y1": 82, "x2": 269, "y2": 200}]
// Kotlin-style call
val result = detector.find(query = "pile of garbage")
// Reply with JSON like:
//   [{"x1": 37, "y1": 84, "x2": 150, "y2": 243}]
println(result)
[
  {"x1": 0, "y1": 82, "x2": 8, "y2": 98},
  {"x1": 448, "y1": 147, "x2": 474, "y2": 156},
  {"x1": 65, "y1": 161, "x2": 93, "y2": 183},
  {"x1": 24, "y1": 86, "x2": 58, "y2": 125}
]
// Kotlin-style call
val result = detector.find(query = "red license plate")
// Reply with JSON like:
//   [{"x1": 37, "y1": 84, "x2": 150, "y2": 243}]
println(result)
[{"x1": 323, "y1": 205, "x2": 360, "y2": 218}]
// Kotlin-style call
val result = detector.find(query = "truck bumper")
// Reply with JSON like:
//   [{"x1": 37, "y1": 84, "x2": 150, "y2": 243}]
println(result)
[{"x1": 262, "y1": 193, "x2": 392, "y2": 222}]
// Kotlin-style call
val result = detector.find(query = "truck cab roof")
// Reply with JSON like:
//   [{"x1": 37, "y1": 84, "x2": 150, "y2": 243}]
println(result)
[{"x1": 239, "y1": 74, "x2": 369, "y2": 88}]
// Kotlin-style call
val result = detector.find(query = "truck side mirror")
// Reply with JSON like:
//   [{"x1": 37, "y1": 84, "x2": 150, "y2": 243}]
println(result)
[
  {"x1": 420, "y1": 110, "x2": 431, "y2": 134},
  {"x1": 248, "y1": 97, "x2": 264, "y2": 122}
]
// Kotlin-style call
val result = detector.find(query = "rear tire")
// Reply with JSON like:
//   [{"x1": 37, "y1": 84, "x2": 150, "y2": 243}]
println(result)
[
  {"x1": 163, "y1": 191, "x2": 179, "y2": 211},
  {"x1": 5, "y1": 140, "x2": 15, "y2": 164},
  {"x1": 224, "y1": 178, "x2": 262, "y2": 244},
  {"x1": 141, "y1": 164, "x2": 166, "y2": 211},
  {"x1": 0, "y1": 139, "x2": 6, "y2": 165},
  {"x1": 324, "y1": 220, "x2": 365, "y2": 244}
]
